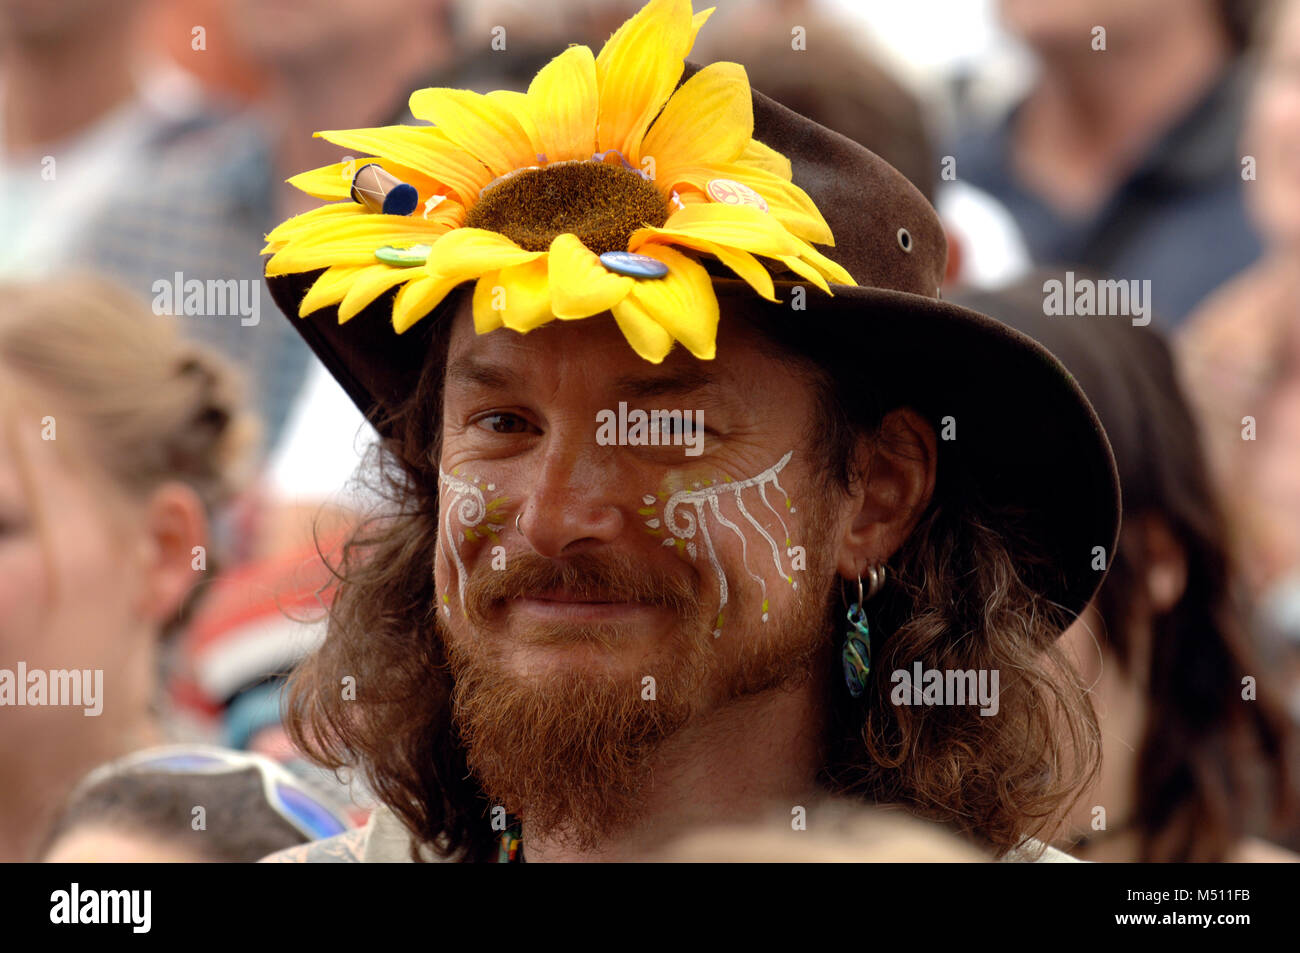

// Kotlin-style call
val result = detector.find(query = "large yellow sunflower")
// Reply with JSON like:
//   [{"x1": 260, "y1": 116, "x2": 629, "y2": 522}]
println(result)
[{"x1": 261, "y1": 0, "x2": 853, "y2": 363}]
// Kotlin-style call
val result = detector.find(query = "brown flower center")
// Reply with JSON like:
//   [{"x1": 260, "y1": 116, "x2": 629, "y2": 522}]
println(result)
[{"x1": 463, "y1": 161, "x2": 670, "y2": 255}]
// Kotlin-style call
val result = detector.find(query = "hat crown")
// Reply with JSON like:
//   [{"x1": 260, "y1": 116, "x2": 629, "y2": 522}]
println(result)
[{"x1": 734, "y1": 64, "x2": 947, "y2": 299}]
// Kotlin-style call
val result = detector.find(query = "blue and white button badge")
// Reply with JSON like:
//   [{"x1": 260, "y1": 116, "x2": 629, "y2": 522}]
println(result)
[{"x1": 599, "y1": 251, "x2": 669, "y2": 279}]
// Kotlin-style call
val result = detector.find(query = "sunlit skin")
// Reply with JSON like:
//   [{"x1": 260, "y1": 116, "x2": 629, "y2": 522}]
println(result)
[{"x1": 434, "y1": 298, "x2": 937, "y2": 860}]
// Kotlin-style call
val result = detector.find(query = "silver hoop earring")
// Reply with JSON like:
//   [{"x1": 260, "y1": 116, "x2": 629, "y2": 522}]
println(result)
[
  {"x1": 515, "y1": 512, "x2": 523, "y2": 534},
  {"x1": 865, "y1": 563, "x2": 886, "y2": 601}
]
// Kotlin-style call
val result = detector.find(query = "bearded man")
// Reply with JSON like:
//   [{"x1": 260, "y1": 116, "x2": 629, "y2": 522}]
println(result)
[{"x1": 258, "y1": 0, "x2": 1120, "y2": 862}]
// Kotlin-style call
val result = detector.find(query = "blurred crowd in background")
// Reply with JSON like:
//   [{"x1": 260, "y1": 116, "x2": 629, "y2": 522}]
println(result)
[{"x1": 4, "y1": 0, "x2": 1300, "y2": 863}]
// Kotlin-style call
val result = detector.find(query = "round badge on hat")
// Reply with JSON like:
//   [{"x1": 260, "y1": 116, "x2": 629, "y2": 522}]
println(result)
[
  {"x1": 374, "y1": 244, "x2": 433, "y2": 267},
  {"x1": 706, "y1": 178, "x2": 769, "y2": 213},
  {"x1": 599, "y1": 251, "x2": 669, "y2": 278}
]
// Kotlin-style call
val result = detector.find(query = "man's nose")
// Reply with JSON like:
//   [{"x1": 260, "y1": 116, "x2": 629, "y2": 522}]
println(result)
[{"x1": 516, "y1": 438, "x2": 627, "y2": 558}]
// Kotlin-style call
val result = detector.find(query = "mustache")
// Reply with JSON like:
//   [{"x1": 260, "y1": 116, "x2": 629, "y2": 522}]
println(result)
[{"x1": 462, "y1": 549, "x2": 703, "y2": 627}]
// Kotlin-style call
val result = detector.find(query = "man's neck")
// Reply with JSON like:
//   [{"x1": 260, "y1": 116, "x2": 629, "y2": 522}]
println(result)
[
  {"x1": 520, "y1": 671, "x2": 828, "y2": 862},
  {"x1": 2, "y1": 26, "x2": 139, "y2": 154}
]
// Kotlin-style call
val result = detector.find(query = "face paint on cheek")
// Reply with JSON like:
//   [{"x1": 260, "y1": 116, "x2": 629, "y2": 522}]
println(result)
[
  {"x1": 437, "y1": 468, "x2": 510, "y2": 616},
  {"x1": 646, "y1": 451, "x2": 801, "y2": 638}
]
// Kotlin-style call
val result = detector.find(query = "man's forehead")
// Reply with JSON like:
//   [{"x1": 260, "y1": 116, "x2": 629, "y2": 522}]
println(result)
[{"x1": 442, "y1": 307, "x2": 785, "y2": 397}]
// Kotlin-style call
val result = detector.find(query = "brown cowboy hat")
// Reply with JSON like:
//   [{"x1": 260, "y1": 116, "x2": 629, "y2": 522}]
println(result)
[{"x1": 266, "y1": 64, "x2": 1120, "y2": 626}]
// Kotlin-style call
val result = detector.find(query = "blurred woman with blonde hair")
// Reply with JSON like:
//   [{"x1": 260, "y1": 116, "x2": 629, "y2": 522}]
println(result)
[{"x1": 0, "y1": 274, "x2": 259, "y2": 860}]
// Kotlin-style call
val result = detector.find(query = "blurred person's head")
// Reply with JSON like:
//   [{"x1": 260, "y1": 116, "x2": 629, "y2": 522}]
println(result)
[
  {"x1": 37, "y1": 746, "x2": 348, "y2": 863},
  {"x1": 1244, "y1": 0, "x2": 1300, "y2": 250},
  {"x1": 0, "y1": 0, "x2": 143, "y2": 45},
  {"x1": 691, "y1": 8, "x2": 935, "y2": 203},
  {"x1": 955, "y1": 273, "x2": 1294, "y2": 862},
  {"x1": 0, "y1": 276, "x2": 257, "y2": 858},
  {"x1": 999, "y1": 0, "x2": 1253, "y2": 57},
  {"x1": 229, "y1": 0, "x2": 451, "y2": 72}
]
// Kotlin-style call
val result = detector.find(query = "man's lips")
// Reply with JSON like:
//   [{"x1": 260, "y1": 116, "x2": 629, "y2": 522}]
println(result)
[{"x1": 508, "y1": 590, "x2": 663, "y2": 621}]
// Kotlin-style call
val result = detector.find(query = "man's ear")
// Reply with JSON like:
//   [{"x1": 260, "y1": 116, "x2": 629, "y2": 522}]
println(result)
[
  {"x1": 135, "y1": 482, "x2": 209, "y2": 625},
  {"x1": 835, "y1": 407, "x2": 937, "y2": 579}
]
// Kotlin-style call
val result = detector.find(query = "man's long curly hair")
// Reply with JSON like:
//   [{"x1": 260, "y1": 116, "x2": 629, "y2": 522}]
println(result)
[{"x1": 284, "y1": 298, "x2": 1101, "y2": 861}]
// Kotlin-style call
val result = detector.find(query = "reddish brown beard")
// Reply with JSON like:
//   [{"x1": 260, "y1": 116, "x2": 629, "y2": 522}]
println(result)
[{"x1": 439, "y1": 528, "x2": 838, "y2": 851}]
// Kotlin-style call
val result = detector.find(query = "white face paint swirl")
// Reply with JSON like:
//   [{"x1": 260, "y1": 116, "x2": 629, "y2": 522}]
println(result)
[
  {"x1": 647, "y1": 451, "x2": 800, "y2": 638},
  {"x1": 438, "y1": 469, "x2": 507, "y2": 616}
]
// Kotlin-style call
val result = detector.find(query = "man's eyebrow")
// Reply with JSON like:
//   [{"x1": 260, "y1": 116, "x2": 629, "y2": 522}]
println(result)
[
  {"x1": 614, "y1": 368, "x2": 716, "y2": 398},
  {"x1": 445, "y1": 356, "x2": 514, "y2": 389}
]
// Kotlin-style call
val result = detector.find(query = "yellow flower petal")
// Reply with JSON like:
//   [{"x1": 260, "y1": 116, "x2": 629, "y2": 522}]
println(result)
[
  {"x1": 611, "y1": 296, "x2": 676, "y2": 363},
  {"x1": 339, "y1": 266, "x2": 418, "y2": 323},
  {"x1": 630, "y1": 230, "x2": 776, "y2": 301},
  {"x1": 620, "y1": 244, "x2": 718, "y2": 360},
  {"x1": 407, "y1": 88, "x2": 536, "y2": 177},
  {"x1": 424, "y1": 228, "x2": 543, "y2": 281},
  {"x1": 472, "y1": 272, "x2": 505, "y2": 333},
  {"x1": 641, "y1": 62, "x2": 752, "y2": 173},
  {"x1": 314, "y1": 126, "x2": 491, "y2": 206},
  {"x1": 692, "y1": 6, "x2": 715, "y2": 36},
  {"x1": 547, "y1": 233, "x2": 634, "y2": 319},
  {"x1": 299, "y1": 265, "x2": 368, "y2": 316},
  {"x1": 265, "y1": 214, "x2": 450, "y2": 276},
  {"x1": 776, "y1": 254, "x2": 831, "y2": 294},
  {"x1": 495, "y1": 257, "x2": 555, "y2": 332},
  {"x1": 286, "y1": 164, "x2": 368, "y2": 202},
  {"x1": 658, "y1": 162, "x2": 833, "y2": 245},
  {"x1": 595, "y1": 0, "x2": 696, "y2": 159},
  {"x1": 526, "y1": 45, "x2": 599, "y2": 162},
  {"x1": 738, "y1": 139, "x2": 791, "y2": 179},
  {"x1": 791, "y1": 236, "x2": 855, "y2": 285},
  {"x1": 631, "y1": 202, "x2": 802, "y2": 259},
  {"x1": 392, "y1": 273, "x2": 464, "y2": 333},
  {"x1": 487, "y1": 90, "x2": 544, "y2": 160},
  {"x1": 263, "y1": 203, "x2": 363, "y2": 250}
]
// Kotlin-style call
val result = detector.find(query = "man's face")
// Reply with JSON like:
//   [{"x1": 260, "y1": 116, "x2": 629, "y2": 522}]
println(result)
[{"x1": 434, "y1": 299, "x2": 847, "y2": 843}]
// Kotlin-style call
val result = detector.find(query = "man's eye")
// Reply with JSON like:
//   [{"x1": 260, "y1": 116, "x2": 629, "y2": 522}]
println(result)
[
  {"x1": 473, "y1": 413, "x2": 535, "y2": 435},
  {"x1": 657, "y1": 416, "x2": 698, "y2": 437}
]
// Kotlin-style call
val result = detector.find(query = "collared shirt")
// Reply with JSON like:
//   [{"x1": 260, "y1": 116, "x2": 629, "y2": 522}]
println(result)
[{"x1": 950, "y1": 62, "x2": 1262, "y2": 328}]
